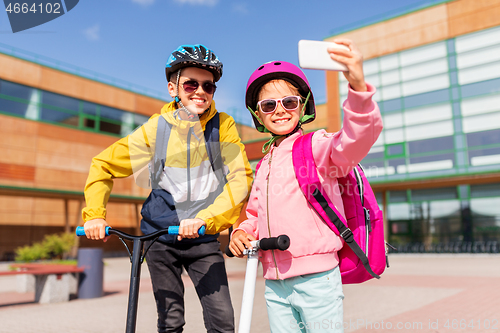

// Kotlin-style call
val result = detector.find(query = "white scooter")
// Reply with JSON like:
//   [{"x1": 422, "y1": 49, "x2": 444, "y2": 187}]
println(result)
[{"x1": 226, "y1": 235, "x2": 290, "y2": 333}]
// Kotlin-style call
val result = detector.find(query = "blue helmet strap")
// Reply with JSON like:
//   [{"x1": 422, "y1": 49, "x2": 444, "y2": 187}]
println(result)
[{"x1": 174, "y1": 69, "x2": 195, "y2": 119}]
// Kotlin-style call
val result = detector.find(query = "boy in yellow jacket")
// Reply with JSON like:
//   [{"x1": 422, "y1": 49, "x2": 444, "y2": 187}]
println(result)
[{"x1": 81, "y1": 44, "x2": 253, "y2": 333}]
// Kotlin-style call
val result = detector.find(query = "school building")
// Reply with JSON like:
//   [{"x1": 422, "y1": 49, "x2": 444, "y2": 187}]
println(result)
[
  {"x1": 1, "y1": 0, "x2": 500, "y2": 260},
  {"x1": 0, "y1": 44, "x2": 171, "y2": 260},
  {"x1": 321, "y1": 0, "x2": 500, "y2": 252},
  {"x1": 243, "y1": 0, "x2": 500, "y2": 253}
]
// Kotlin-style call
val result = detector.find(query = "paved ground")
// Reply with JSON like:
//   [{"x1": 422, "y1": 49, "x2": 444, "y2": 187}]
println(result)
[{"x1": 0, "y1": 254, "x2": 499, "y2": 332}]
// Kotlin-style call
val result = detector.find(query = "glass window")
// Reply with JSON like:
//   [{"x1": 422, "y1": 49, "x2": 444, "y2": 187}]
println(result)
[
  {"x1": 405, "y1": 120, "x2": 454, "y2": 142},
  {"x1": 372, "y1": 134, "x2": 384, "y2": 147},
  {"x1": 429, "y1": 200, "x2": 461, "y2": 218},
  {"x1": 364, "y1": 151, "x2": 384, "y2": 160},
  {"x1": 470, "y1": 197, "x2": 500, "y2": 217},
  {"x1": 82, "y1": 118, "x2": 96, "y2": 130},
  {"x1": 134, "y1": 114, "x2": 149, "y2": 127},
  {"x1": 100, "y1": 105, "x2": 124, "y2": 122},
  {"x1": 365, "y1": 74, "x2": 380, "y2": 88},
  {"x1": 381, "y1": 84, "x2": 402, "y2": 100},
  {"x1": 456, "y1": 44, "x2": 500, "y2": 70},
  {"x1": 362, "y1": 159, "x2": 384, "y2": 170},
  {"x1": 384, "y1": 128, "x2": 404, "y2": 144},
  {"x1": 340, "y1": 94, "x2": 348, "y2": 105},
  {"x1": 470, "y1": 183, "x2": 500, "y2": 198},
  {"x1": 411, "y1": 187, "x2": 458, "y2": 201},
  {"x1": 120, "y1": 112, "x2": 135, "y2": 136},
  {"x1": 469, "y1": 148, "x2": 500, "y2": 166},
  {"x1": 82, "y1": 101, "x2": 98, "y2": 115},
  {"x1": 368, "y1": 145, "x2": 384, "y2": 154},
  {"x1": 364, "y1": 163, "x2": 395, "y2": 178},
  {"x1": 402, "y1": 74, "x2": 449, "y2": 96},
  {"x1": 363, "y1": 59, "x2": 379, "y2": 76},
  {"x1": 401, "y1": 58, "x2": 448, "y2": 82},
  {"x1": 388, "y1": 203, "x2": 411, "y2": 220},
  {"x1": 383, "y1": 113, "x2": 403, "y2": 129},
  {"x1": 40, "y1": 108, "x2": 79, "y2": 126},
  {"x1": 410, "y1": 153, "x2": 455, "y2": 165},
  {"x1": 400, "y1": 42, "x2": 447, "y2": 67},
  {"x1": 339, "y1": 83, "x2": 349, "y2": 96},
  {"x1": 380, "y1": 54, "x2": 399, "y2": 71},
  {"x1": 0, "y1": 98, "x2": 30, "y2": 117},
  {"x1": 462, "y1": 112, "x2": 500, "y2": 133},
  {"x1": 460, "y1": 78, "x2": 500, "y2": 99},
  {"x1": 389, "y1": 190, "x2": 408, "y2": 203},
  {"x1": 455, "y1": 26, "x2": 500, "y2": 53},
  {"x1": 388, "y1": 158, "x2": 405, "y2": 170},
  {"x1": 408, "y1": 136, "x2": 454, "y2": 155},
  {"x1": 461, "y1": 94, "x2": 500, "y2": 117},
  {"x1": 448, "y1": 55, "x2": 457, "y2": 70},
  {"x1": 403, "y1": 89, "x2": 449, "y2": 109},
  {"x1": 466, "y1": 129, "x2": 500, "y2": 147},
  {"x1": 380, "y1": 99, "x2": 402, "y2": 113},
  {"x1": 99, "y1": 120, "x2": 122, "y2": 135},
  {"x1": 42, "y1": 91, "x2": 79, "y2": 112},
  {"x1": 387, "y1": 143, "x2": 404, "y2": 156},
  {"x1": 404, "y1": 103, "x2": 452, "y2": 126},
  {"x1": 380, "y1": 69, "x2": 400, "y2": 86},
  {"x1": 391, "y1": 221, "x2": 410, "y2": 234},
  {"x1": 0, "y1": 80, "x2": 34, "y2": 100},
  {"x1": 399, "y1": 159, "x2": 453, "y2": 174},
  {"x1": 458, "y1": 62, "x2": 500, "y2": 86}
]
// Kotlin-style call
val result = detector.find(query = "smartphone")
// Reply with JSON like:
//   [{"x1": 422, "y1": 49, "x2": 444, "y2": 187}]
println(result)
[{"x1": 298, "y1": 40, "x2": 349, "y2": 71}]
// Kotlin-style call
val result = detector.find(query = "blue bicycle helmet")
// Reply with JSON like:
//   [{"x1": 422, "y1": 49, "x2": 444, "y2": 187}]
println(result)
[{"x1": 165, "y1": 44, "x2": 223, "y2": 82}]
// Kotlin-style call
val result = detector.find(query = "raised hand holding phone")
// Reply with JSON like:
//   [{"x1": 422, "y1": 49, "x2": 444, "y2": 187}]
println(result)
[
  {"x1": 328, "y1": 38, "x2": 367, "y2": 92},
  {"x1": 298, "y1": 40, "x2": 349, "y2": 71},
  {"x1": 298, "y1": 38, "x2": 367, "y2": 92}
]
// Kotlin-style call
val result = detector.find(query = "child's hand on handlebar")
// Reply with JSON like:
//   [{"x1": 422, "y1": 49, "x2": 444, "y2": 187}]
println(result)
[
  {"x1": 83, "y1": 218, "x2": 110, "y2": 242},
  {"x1": 178, "y1": 218, "x2": 206, "y2": 241},
  {"x1": 229, "y1": 230, "x2": 256, "y2": 258}
]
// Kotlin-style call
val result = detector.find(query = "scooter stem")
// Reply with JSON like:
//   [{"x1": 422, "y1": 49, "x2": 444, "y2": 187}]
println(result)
[{"x1": 238, "y1": 250, "x2": 259, "y2": 333}]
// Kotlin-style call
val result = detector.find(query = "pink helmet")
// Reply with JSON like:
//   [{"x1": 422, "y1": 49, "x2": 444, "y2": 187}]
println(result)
[{"x1": 245, "y1": 61, "x2": 316, "y2": 132}]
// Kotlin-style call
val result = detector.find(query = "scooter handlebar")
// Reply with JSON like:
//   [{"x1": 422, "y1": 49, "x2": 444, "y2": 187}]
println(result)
[
  {"x1": 259, "y1": 235, "x2": 290, "y2": 251},
  {"x1": 225, "y1": 235, "x2": 290, "y2": 257},
  {"x1": 75, "y1": 225, "x2": 206, "y2": 238}
]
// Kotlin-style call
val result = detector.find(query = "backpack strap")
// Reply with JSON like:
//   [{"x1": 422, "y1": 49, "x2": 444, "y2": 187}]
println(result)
[
  {"x1": 292, "y1": 133, "x2": 380, "y2": 279},
  {"x1": 151, "y1": 113, "x2": 225, "y2": 189},
  {"x1": 255, "y1": 159, "x2": 263, "y2": 174},
  {"x1": 152, "y1": 115, "x2": 172, "y2": 189},
  {"x1": 203, "y1": 112, "x2": 227, "y2": 186}
]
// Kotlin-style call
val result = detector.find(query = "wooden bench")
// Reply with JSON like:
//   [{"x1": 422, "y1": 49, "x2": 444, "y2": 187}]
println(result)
[{"x1": 0, "y1": 263, "x2": 84, "y2": 303}]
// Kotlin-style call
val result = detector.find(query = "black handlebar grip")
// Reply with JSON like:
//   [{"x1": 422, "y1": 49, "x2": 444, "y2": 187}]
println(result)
[
  {"x1": 225, "y1": 245, "x2": 235, "y2": 257},
  {"x1": 259, "y1": 235, "x2": 290, "y2": 251}
]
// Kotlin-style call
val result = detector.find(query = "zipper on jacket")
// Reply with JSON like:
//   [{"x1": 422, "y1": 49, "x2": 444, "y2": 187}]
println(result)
[
  {"x1": 266, "y1": 149, "x2": 280, "y2": 279},
  {"x1": 187, "y1": 127, "x2": 192, "y2": 204}
]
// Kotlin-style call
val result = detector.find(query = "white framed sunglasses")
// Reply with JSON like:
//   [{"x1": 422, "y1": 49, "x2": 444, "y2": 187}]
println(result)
[{"x1": 257, "y1": 95, "x2": 301, "y2": 114}]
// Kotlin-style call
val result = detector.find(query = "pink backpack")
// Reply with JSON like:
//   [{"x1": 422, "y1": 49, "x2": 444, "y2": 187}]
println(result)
[{"x1": 290, "y1": 132, "x2": 387, "y2": 283}]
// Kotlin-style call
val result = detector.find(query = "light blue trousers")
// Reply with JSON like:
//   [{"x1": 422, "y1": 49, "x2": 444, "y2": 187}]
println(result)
[{"x1": 265, "y1": 266, "x2": 344, "y2": 333}]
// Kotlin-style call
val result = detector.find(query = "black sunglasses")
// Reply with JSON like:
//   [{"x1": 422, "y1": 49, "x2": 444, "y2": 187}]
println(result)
[{"x1": 182, "y1": 80, "x2": 217, "y2": 95}]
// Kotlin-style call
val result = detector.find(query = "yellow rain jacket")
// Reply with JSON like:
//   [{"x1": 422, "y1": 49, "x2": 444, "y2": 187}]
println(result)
[{"x1": 82, "y1": 101, "x2": 253, "y2": 235}]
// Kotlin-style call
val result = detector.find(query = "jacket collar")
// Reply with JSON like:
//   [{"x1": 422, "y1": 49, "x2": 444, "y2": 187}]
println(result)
[{"x1": 160, "y1": 101, "x2": 218, "y2": 136}]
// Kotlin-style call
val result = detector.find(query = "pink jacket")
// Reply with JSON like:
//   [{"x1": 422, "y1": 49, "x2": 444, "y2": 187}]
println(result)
[{"x1": 234, "y1": 83, "x2": 383, "y2": 280}]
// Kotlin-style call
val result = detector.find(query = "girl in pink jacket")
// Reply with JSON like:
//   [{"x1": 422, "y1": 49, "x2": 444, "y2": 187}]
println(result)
[{"x1": 229, "y1": 39, "x2": 383, "y2": 332}]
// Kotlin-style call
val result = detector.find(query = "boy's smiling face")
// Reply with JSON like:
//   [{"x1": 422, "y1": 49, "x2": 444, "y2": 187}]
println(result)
[
  {"x1": 168, "y1": 67, "x2": 215, "y2": 117},
  {"x1": 256, "y1": 80, "x2": 302, "y2": 136}
]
